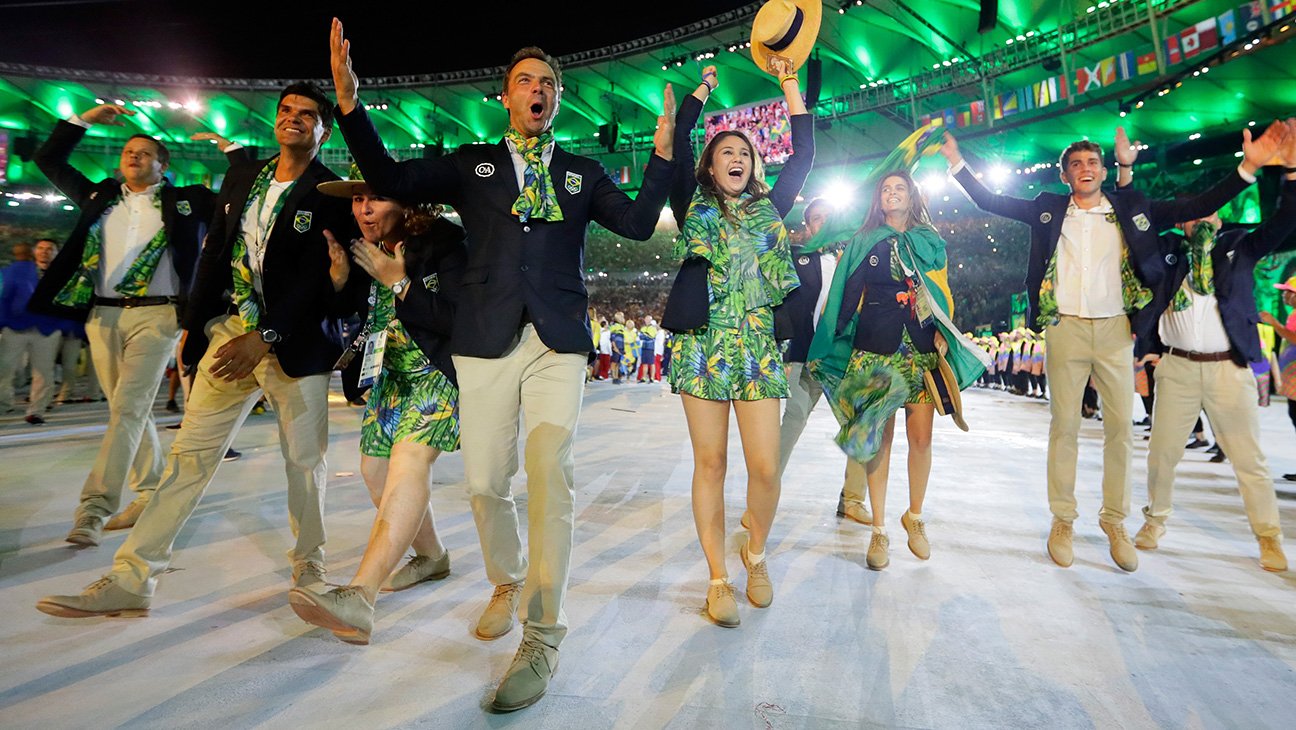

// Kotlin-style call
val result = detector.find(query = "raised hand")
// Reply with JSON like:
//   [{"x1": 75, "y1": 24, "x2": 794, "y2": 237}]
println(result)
[
  {"x1": 190, "y1": 131, "x2": 234, "y2": 151},
  {"x1": 349, "y1": 237, "x2": 407, "y2": 289},
  {"x1": 323, "y1": 229, "x2": 351, "y2": 292},
  {"x1": 767, "y1": 55, "x2": 794, "y2": 78},
  {"x1": 700, "y1": 65, "x2": 718, "y2": 92},
  {"x1": 1279, "y1": 117, "x2": 1296, "y2": 168},
  {"x1": 1114, "y1": 126, "x2": 1139, "y2": 167},
  {"x1": 80, "y1": 103, "x2": 135, "y2": 126},
  {"x1": 1242, "y1": 120, "x2": 1289, "y2": 174},
  {"x1": 939, "y1": 132, "x2": 962, "y2": 167},
  {"x1": 653, "y1": 83, "x2": 676, "y2": 162},
  {"x1": 330, "y1": 17, "x2": 360, "y2": 115}
]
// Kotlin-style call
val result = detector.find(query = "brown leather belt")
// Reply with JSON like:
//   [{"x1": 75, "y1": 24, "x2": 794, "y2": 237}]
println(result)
[
  {"x1": 94, "y1": 296, "x2": 177, "y2": 308},
  {"x1": 1167, "y1": 346, "x2": 1232, "y2": 362}
]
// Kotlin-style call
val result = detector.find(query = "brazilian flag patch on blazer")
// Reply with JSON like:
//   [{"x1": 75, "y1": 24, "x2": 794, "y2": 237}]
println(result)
[
  {"x1": 294, "y1": 210, "x2": 313, "y2": 233},
  {"x1": 565, "y1": 171, "x2": 582, "y2": 195}
]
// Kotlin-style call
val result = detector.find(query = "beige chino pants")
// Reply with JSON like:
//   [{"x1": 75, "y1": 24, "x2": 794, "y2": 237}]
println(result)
[
  {"x1": 74, "y1": 304, "x2": 178, "y2": 520},
  {"x1": 779, "y1": 361, "x2": 867, "y2": 499},
  {"x1": 110, "y1": 315, "x2": 329, "y2": 596},
  {"x1": 452, "y1": 324, "x2": 586, "y2": 648},
  {"x1": 1044, "y1": 315, "x2": 1134, "y2": 525},
  {"x1": 1144, "y1": 353, "x2": 1282, "y2": 538},
  {"x1": 0, "y1": 326, "x2": 61, "y2": 416}
]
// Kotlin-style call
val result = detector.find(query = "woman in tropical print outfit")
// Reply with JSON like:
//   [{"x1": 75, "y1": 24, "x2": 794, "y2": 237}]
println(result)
[
  {"x1": 288, "y1": 173, "x2": 466, "y2": 644},
  {"x1": 808, "y1": 165, "x2": 986, "y2": 572},
  {"x1": 666, "y1": 60, "x2": 813, "y2": 628}
]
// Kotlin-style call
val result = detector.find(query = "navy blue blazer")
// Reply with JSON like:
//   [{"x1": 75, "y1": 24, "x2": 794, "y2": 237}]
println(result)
[
  {"x1": 29, "y1": 120, "x2": 246, "y2": 323},
  {"x1": 952, "y1": 163, "x2": 1251, "y2": 330},
  {"x1": 780, "y1": 243, "x2": 827, "y2": 363},
  {"x1": 1132, "y1": 178, "x2": 1296, "y2": 365},
  {"x1": 338, "y1": 105, "x2": 675, "y2": 358},
  {"x1": 182, "y1": 156, "x2": 353, "y2": 377}
]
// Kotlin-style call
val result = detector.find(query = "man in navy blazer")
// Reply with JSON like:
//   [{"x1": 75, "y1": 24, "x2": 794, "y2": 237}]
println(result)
[
  {"x1": 1128, "y1": 123, "x2": 1296, "y2": 573},
  {"x1": 775, "y1": 199, "x2": 870, "y2": 525},
  {"x1": 330, "y1": 19, "x2": 675, "y2": 711},
  {"x1": 29, "y1": 104, "x2": 245, "y2": 544},
  {"x1": 943, "y1": 123, "x2": 1284, "y2": 572}
]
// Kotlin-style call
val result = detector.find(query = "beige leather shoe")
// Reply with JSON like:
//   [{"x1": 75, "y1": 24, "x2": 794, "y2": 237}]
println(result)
[
  {"x1": 65, "y1": 515, "x2": 104, "y2": 547},
  {"x1": 36, "y1": 576, "x2": 150, "y2": 618},
  {"x1": 836, "y1": 492, "x2": 873, "y2": 525},
  {"x1": 289, "y1": 585, "x2": 375, "y2": 645},
  {"x1": 741, "y1": 543, "x2": 772, "y2": 608},
  {"x1": 901, "y1": 511, "x2": 930, "y2": 560},
  {"x1": 105, "y1": 498, "x2": 148, "y2": 531},
  {"x1": 1258, "y1": 536, "x2": 1288, "y2": 572},
  {"x1": 491, "y1": 632, "x2": 560, "y2": 712},
  {"x1": 1134, "y1": 521, "x2": 1165, "y2": 550},
  {"x1": 866, "y1": 531, "x2": 890, "y2": 570},
  {"x1": 476, "y1": 581, "x2": 524, "y2": 640},
  {"x1": 1047, "y1": 518, "x2": 1074, "y2": 568},
  {"x1": 292, "y1": 560, "x2": 328, "y2": 591},
  {"x1": 705, "y1": 581, "x2": 740, "y2": 627},
  {"x1": 382, "y1": 552, "x2": 450, "y2": 593},
  {"x1": 1099, "y1": 520, "x2": 1139, "y2": 572}
]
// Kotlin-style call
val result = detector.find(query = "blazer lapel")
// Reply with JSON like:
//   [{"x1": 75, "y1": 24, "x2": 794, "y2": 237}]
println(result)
[
  {"x1": 269, "y1": 160, "x2": 324, "y2": 240},
  {"x1": 160, "y1": 183, "x2": 178, "y2": 244},
  {"x1": 493, "y1": 141, "x2": 521, "y2": 202},
  {"x1": 222, "y1": 163, "x2": 262, "y2": 248}
]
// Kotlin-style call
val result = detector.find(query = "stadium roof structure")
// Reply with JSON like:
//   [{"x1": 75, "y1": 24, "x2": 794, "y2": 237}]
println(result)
[{"x1": 1, "y1": 0, "x2": 1293, "y2": 200}]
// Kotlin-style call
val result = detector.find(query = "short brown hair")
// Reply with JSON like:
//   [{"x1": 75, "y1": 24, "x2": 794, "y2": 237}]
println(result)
[
  {"x1": 503, "y1": 47, "x2": 562, "y2": 93},
  {"x1": 1059, "y1": 140, "x2": 1103, "y2": 169}
]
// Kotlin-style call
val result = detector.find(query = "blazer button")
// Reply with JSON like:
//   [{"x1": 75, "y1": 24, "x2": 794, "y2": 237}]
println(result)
[
  {"x1": 520, "y1": 264, "x2": 530, "y2": 272},
  {"x1": 523, "y1": 225, "x2": 531, "y2": 233}
]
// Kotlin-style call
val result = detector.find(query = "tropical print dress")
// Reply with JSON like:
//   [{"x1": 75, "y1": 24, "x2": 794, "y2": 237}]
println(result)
[
  {"x1": 668, "y1": 193, "x2": 799, "y2": 401},
  {"x1": 359, "y1": 280, "x2": 460, "y2": 458}
]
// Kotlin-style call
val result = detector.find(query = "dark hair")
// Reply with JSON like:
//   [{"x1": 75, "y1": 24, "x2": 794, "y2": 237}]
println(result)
[
  {"x1": 125, "y1": 134, "x2": 170, "y2": 167},
  {"x1": 279, "y1": 81, "x2": 334, "y2": 129},
  {"x1": 695, "y1": 130, "x2": 771, "y2": 223},
  {"x1": 503, "y1": 47, "x2": 562, "y2": 93},
  {"x1": 803, "y1": 197, "x2": 828, "y2": 225},
  {"x1": 861, "y1": 170, "x2": 932, "y2": 232},
  {"x1": 1059, "y1": 139, "x2": 1103, "y2": 169}
]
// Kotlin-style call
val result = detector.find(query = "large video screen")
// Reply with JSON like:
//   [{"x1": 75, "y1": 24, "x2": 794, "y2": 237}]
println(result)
[{"x1": 703, "y1": 97, "x2": 793, "y2": 166}]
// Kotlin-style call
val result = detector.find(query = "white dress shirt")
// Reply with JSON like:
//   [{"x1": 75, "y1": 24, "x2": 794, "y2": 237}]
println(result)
[
  {"x1": 812, "y1": 251, "x2": 838, "y2": 331},
  {"x1": 1055, "y1": 196, "x2": 1126, "y2": 318},
  {"x1": 95, "y1": 182, "x2": 177, "y2": 298},
  {"x1": 1159, "y1": 284, "x2": 1231, "y2": 354},
  {"x1": 240, "y1": 179, "x2": 294, "y2": 295}
]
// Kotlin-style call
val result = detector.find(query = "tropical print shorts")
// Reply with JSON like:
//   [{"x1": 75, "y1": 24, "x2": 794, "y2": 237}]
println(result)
[
  {"x1": 360, "y1": 366, "x2": 460, "y2": 458},
  {"x1": 668, "y1": 310, "x2": 787, "y2": 401}
]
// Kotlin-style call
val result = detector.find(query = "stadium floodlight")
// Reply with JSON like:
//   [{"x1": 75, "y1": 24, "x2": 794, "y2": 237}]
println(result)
[
  {"x1": 821, "y1": 180, "x2": 854, "y2": 209},
  {"x1": 988, "y1": 166, "x2": 1011, "y2": 185}
]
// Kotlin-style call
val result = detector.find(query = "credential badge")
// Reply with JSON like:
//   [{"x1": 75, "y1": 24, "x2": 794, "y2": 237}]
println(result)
[
  {"x1": 176, "y1": 200, "x2": 192, "y2": 216},
  {"x1": 475, "y1": 163, "x2": 495, "y2": 178},
  {"x1": 1040, "y1": 211, "x2": 1052, "y2": 224},
  {"x1": 293, "y1": 210, "x2": 313, "y2": 233},
  {"x1": 1133, "y1": 213, "x2": 1151, "y2": 232},
  {"x1": 565, "y1": 171, "x2": 583, "y2": 195},
  {"x1": 422, "y1": 273, "x2": 440, "y2": 293}
]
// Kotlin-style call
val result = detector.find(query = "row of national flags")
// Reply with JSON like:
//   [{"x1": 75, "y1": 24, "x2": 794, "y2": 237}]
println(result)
[{"x1": 919, "y1": 1, "x2": 1290, "y2": 129}]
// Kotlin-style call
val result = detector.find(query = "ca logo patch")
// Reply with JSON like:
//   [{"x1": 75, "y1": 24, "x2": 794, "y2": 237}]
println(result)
[
  {"x1": 1040, "y1": 212, "x2": 1052, "y2": 224},
  {"x1": 797, "y1": 255, "x2": 810, "y2": 266},
  {"x1": 294, "y1": 210, "x2": 313, "y2": 233},
  {"x1": 475, "y1": 163, "x2": 495, "y2": 178},
  {"x1": 176, "y1": 200, "x2": 192, "y2": 216},
  {"x1": 869, "y1": 255, "x2": 880, "y2": 267},
  {"x1": 422, "y1": 273, "x2": 440, "y2": 293},
  {"x1": 565, "y1": 171, "x2": 583, "y2": 195},
  {"x1": 1165, "y1": 253, "x2": 1178, "y2": 265},
  {"x1": 1133, "y1": 213, "x2": 1151, "y2": 232}
]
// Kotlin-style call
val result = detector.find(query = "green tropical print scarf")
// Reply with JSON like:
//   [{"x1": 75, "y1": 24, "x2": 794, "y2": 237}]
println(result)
[
  {"x1": 54, "y1": 187, "x2": 169, "y2": 307},
  {"x1": 1036, "y1": 211, "x2": 1152, "y2": 328},
  {"x1": 1171, "y1": 221, "x2": 1217, "y2": 312},
  {"x1": 231, "y1": 158, "x2": 296, "y2": 332},
  {"x1": 675, "y1": 189, "x2": 799, "y2": 330},
  {"x1": 505, "y1": 128, "x2": 564, "y2": 223}
]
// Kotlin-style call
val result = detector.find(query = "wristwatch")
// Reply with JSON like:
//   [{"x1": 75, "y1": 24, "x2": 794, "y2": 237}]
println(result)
[
  {"x1": 258, "y1": 328, "x2": 282, "y2": 344},
  {"x1": 390, "y1": 276, "x2": 411, "y2": 296}
]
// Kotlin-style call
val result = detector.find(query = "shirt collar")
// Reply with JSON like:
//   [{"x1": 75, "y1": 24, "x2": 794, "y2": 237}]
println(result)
[
  {"x1": 1066, "y1": 194, "x2": 1113, "y2": 215},
  {"x1": 504, "y1": 136, "x2": 555, "y2": 156},
  {"x1": 120, "y1": 181, "x2": 163, "y2": 199}
]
